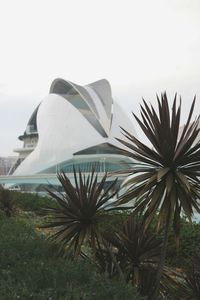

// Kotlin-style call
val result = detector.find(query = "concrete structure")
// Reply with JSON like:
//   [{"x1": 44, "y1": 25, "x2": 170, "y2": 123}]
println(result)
[
  {"x1": 2, "y1": 78, "x2": 136, "y2": 190},
  {"x1": 0, "y1": 156, "x2": 17, "y2": 175}
]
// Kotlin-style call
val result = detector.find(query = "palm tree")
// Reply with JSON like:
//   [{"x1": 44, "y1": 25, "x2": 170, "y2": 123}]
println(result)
[
  {"x1": 168, "y1": 250, "x2": 200, "y2": 299},
  {"x1": 43, "y1": 169, "x2": 124, "y2": 257},
  {"x1": 183, "y1": 251, "x2": 200, "y2": 299},
  {"x1": 95, "y1": 215, "x2": 182, "y2": 299},
  {"x1": 112, "y1": 93, "x2": 200, "y2": 298}
]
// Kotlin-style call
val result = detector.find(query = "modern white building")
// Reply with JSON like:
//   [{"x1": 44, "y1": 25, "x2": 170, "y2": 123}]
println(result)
[
  {"x1": 6, "y1": 78, "x2": 136, "y2": 190},
  {"x1": 0, "y1": 156, "x2": 17, "y2": 175}
]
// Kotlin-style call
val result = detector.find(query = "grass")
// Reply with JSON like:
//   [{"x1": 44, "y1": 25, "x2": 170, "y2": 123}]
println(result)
[{"x1": 0, "y1": 210, "x2": 143, "y2": 300}]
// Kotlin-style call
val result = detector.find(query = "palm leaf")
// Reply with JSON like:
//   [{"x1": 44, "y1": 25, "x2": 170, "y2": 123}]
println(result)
[
  {"x1": 114, "y1": 94, "x2": 200, "y2": 243},
  {"x1": 42, "y1": 169, "x2": 123, "y2": 257}
]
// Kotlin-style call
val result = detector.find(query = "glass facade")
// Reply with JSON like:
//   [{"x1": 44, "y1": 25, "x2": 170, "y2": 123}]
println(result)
[{"x1": 40, "y1": 156, "x2": 133, "y2": 174}]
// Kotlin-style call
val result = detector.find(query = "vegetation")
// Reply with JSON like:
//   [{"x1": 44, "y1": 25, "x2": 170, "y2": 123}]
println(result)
[
  {"x1": 0, "y1": 214, "x2": 143, "y2": 300},
  {"x1": 1, "y1": 93, "x2": 200, "y2": 299},
  {"x1": 183, "y1": 252, "x2": 200, "y2": 299},
  {"x1": 112, "y1": 94, "x2": 200, "y2": 298},
  {"x1": 42, "y1": 169, "x2": 185, "y2": 299},
  {"x1": 167, "y1": 218, "x2": 200, "y2": 268},
  {"x1": 0, "y1": 178, "x2": 199, "y2": 299},
  {"x1": 42, "y1": 170, "x2": 124, "y2": 256},
  {"x1": 11, "y1": 190, "x2": 59, "y2": 213},
  {"x1": 95, "y1": 215, "x2": 181, "y2": 299},
  {"x1": 0, "y1": 186, "x2": 14, "y2": 217}
]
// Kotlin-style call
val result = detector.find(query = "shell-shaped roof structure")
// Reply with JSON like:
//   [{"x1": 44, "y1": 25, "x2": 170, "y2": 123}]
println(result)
[{"x1": 14, "y1": 78, "x2": 136, "y2": 176}]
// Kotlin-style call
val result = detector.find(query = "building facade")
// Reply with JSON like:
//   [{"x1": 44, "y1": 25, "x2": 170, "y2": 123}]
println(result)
[
  {"x1": 7, "y1": 78, "x2": 136, "y2": 190},
  {"x1": 0, "y1": 156, "x2": 17, "y2": 175}
]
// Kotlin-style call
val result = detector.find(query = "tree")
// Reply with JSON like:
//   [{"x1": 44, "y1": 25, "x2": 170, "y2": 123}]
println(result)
[
  {"x1": 95, "y1": 215, "x2": 182, "y2": 299},
  {"x1": 113, "y1": 93, "x2": 200, "y2": 298},
  {"x1": 183, "y1": 251, "x2": 200, "y2": 299},
  {"x1": 43, "y1": 170, "x2": 124, "y2": 257}
]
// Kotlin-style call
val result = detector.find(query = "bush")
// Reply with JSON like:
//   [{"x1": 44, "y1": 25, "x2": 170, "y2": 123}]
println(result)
[
  {"x1": 167, "y1": 218, "x2": 200, "y2": 268},
  {"x1": 0, "y1": 187, "x2": 14, "y2": 217},
  {"x1": 10, "y1": 191, "x2": 59, "y2": 214},
  {"x1": 182, "y1": 252, "x2": 200, "y2": 299},
  {"x1": 0, "y1": 216, "x2": 144, "y2": 299}
]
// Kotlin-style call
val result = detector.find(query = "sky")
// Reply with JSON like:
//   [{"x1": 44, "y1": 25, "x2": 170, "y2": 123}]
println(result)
[{"x1": 0, "y1": 0, "x2": 200, "y2": 156}]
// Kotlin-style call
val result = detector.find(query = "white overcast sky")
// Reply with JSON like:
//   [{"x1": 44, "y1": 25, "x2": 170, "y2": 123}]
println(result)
[{"x1": 0, "y1": 0, "x2": 200, "y2": 156}]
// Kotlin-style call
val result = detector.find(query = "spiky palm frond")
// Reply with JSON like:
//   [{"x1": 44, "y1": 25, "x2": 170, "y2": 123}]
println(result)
[
  {"x1": 43, "y1": 170, "x2": 121, "y2": 256},
  {"x1": 183, "y1": 252, "x2": 200, "y2": 299},
  {"x1": 95, "y1": 215, "x2": 161, "y2": 295},
  {"x1": 96, "y1": 215, "x2": 181, "y2": 299},
  {"x1": 116, "y1": 216, "x2": 161, "y2": 280},
  {"x1": 115, "y1": 94, "x2": 200, "y2": 241}
]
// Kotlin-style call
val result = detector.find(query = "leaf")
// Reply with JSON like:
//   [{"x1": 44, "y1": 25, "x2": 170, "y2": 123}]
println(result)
[
  {"x1": 157, "y1": 167, "x2": 170, "y2": 182},
  {"x1": 176, "y1": 171, "x2": 191, "y2": 192},
  {"x1": 42, "y1": 170, "x2": 123, "y2": 257},
  {"x1": 115, "y1": 93, "x2": 200, "y2": 241}
]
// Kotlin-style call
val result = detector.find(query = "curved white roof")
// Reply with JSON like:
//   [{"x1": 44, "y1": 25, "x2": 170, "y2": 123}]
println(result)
[{"x1": 14, "y1": 78, "x2": 136, "y2": 175}]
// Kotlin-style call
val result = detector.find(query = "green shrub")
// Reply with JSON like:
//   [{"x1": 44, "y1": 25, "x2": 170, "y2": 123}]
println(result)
[
  {"x1": 10, "y1": 191, "x2": 59, "y2": 214},
  {"x1": 0, "y1": 216, "x2": 144, "y2": 300},
  {"x1": 180, "y1": 251, "x2": 200, "y2": 299},
  {"x1": 167, "y1": 218, "x2": 200, "y2": 268},
  {"x1": 0, "y1": 187, "x2": 14, "y2": 217}
]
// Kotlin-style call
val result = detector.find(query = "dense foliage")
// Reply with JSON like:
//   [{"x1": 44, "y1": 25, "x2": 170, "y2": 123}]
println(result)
[
  {"x1": 96, "y1": 215, "x2": 181, "y2": 299},
  {"x1": 111, "y1": 94, "x2": 200, "y2": 298},
  {"x1": 0, "y1": 216, "x2": 143, "y2": 300},
  {"x1": 167, "y1": 219, "x2": 200, "y2": 267},
  {"x1": 0, "y1": 186, "x2": 14, "y2": 217},
  {"x1": 11, "y1": 190, "x2": 59, "y2": 213},
  {"x1": 115, "y1": 94, "x2": 200, "y2": 241},
  {"x1": 43, "y1": 170, "x2": 187, "y2": 299},
  {"x1": 0, "y1": 176, "x2": 199, "y2": 299},
  {"x1": 43, "y1": 170, "x2": 123, "y2": 256},
  {"x1": 183, "y1": 252, "x2": 200, "y2": 299}
]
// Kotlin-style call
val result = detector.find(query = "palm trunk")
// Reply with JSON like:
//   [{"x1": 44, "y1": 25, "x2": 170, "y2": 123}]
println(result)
[
  {"x1": 153, "y1": 219, "x2": 170, "y2": 300},
  {"x1": 107, "y1": 245, "x2": 125, "y2": 282},
  {"x1": 96, "y1": 234, "x2": 125, "y2": 282}
]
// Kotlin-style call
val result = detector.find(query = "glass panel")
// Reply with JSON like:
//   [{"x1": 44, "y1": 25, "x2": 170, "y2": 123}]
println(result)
[{"x1": 41, "y1": 156, "x2": 133, "y2": 174}]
